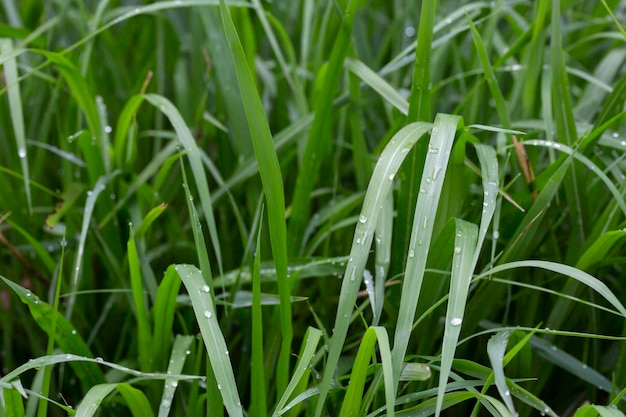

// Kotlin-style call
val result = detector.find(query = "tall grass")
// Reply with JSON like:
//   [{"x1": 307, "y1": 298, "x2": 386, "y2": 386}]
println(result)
[{"x1": 1, "y1": 1, "x2": 626, "y2": 416}]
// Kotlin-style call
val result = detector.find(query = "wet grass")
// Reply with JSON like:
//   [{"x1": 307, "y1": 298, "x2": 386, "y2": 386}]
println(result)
[{"x1": 1, "y1": 1, "x2": 626, "y2": 416}]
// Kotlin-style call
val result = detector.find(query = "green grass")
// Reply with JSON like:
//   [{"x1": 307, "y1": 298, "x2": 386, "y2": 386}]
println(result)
[{"x1": 1, "y1": 1, "x2": 626, "y2": 416}]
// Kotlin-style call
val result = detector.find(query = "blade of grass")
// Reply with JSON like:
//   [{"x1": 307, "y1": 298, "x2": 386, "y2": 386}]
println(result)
[
  {"x1": 251, "y1": 210, "x2": 267, "y2": 417},
  {"x1": 0, "y1": 38, "x2": 31, "y2": 213},
  {"x1": 435, "y1": 219, "x2": 478, "y2": 417},
  {"x1": 272, "y1": 326, "x2": 321, "y2": 417},
  {"x1": 392, "y1": 114, "x2": 461, "y2": 389},
  {"x1": 127, "y1": 225, "x2": 153, "y2": 371},
  {"x1": 175, "y1": 264, "x2": 243, "y2": 417},
  {"x1": 487, "y1": 331, "x2": 516, "y2": 416},
  {"x1": 158, "y1": 335, "x2": 194, "y2": 417},
  {"x1": 314, "y1": 122, "x2": 432, "y2": 416},
  {"x1": 217, "y1": 0, "x2": 291, "y2": 394},
  {"x1": 117, "y1": 383, "x2": 154, "y2": 417},
  {"x1": 143, "y1": 94, "x2": 224, "y2": 280}
]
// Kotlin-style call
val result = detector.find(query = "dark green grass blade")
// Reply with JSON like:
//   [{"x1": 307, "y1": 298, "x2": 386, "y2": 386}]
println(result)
[
  {"x1": 288, "y1": 0, "x2": 362, "y2": 255},
  {"x1": 217, "y1": 0, "x2": 291, "y2": 394},
  {"x1": 315, "y1": 122, "x2": 432, "y2": 416},
  {"x1": 0, "y1": 277, "x2": 105, "y2": 387},
  {"x1": 152, "y1": 266, "x2": 182, "y2": 373}
]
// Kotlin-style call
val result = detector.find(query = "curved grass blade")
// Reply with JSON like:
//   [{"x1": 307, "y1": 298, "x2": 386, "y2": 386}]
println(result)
[
  {"x1": 66, "y1": 171, "x2": 119, "y2": 319},
  {"x1": 272, "y1": 327, "x2": 322, "y2": 417},
  {"x1": 75, "y1": 383, "x2": 117, "y2": 417},
  {"x1": 478, "y1": 261, "x2": 626, "y2": 317},
  {"x1": 315, "y1": 122, "x2": 432, "y2": 415},
  {"x1": 251, "y1": 212, "x2": 267, "y2": 417},
  {"x1": 0, "y1": 38, "x2": 31, "y2": 213},
  {"x1": 175, "y1": 264, "x2": 243, "y2": 417},
  {"x1": 487, "y1": 331, "x2": 516, "y2": 416},
  {"x1": 116, "y1": 383, "x2": 154, "y2": 417},
  {"x1": 392, "y1": 114, "x2": 461, "y2": 387},
  {"x1": 217, "y1": 0, "x2": 291, "y2": 393},
  {"x1": 143, "y1": 94, "x2": 223, "y2": 279},
  {"x1": 152, "y1": 267, "x2": 182, "y2": 372},
  {"x1": 373, "y1": 192, "x2": 393, "y2": 326},
  {"x1": 435, "y1": 220, "x2": 478, "y2": 417}
]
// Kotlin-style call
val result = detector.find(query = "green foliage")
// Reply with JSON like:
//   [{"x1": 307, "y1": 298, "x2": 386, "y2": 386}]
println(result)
[{"x1": 1, "y1": 1, "x2": 625, "y2": 416}]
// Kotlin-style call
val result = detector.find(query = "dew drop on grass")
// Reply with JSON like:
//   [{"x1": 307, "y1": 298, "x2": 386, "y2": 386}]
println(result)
[
  {"x1": 358, "y1": 214, "x2": 367, "y2": 223},
  {"x1": 60, "y1": 239, "x2": 68, "y2": 247},
  {"x1": 25, "y1": 290, "x2": 31, "y2": 297},
  {"x1": 408, "y1": 249, "x2": 415, "y2": 258},
  {"x1": 171, "y1": 381, "x2": 178, "y2": 388},
  {"x1": 104, "y1": 126, "x2": 112, "y2": 134},
  {"x1": 450, "y1": 317, "x2": 462, "y2": 326},
  {"x1": 185, "y1": 350, "x2": 191, "y2": 355},
  {"x1": 621, "y1": 140, "x2": 626, "y2": 147},
  {"x1": 422, "y1": 217, "x2": 428, "y2": 229},
  {"x1": 200, "y1": 285, "x2": 210, "y2": 293},
  {"x1": 454, "y1": 246, "x2": 461, "y2": 254},
  {"x1": 612, "y1": 132, "x2": 619, "y2": 138},
  {"x1": 17, "y1": 148, "x2": 26, "y2": 158},
  {"x1": 404, "y1": 26, "x2": 415, "y2": 37},
  {"x1": 204, "y1": 310, "x2": 212, "y2": 319},
  {"x1": 389, "y1": 173, "x2": 395, "y2": 180},
  {"x1": 217, "y1": 384, "x2": 222, "y2": 390},
  {"x1": 95, "y1": 357, "x2": 103, "y2": 363},
  {"x1": 493, "y1": 230, "x2": 500, "y2": 239},
  {"x1": 71, "y1": 330, "x2": 77, "y2": 335}
]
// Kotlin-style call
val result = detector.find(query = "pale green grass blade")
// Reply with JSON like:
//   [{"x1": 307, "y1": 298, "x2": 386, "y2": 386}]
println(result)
[
  {"x1": 0, "y1": 38, "x2": 31, "y2": 212},
  {"x1": 288, "y1": 0, "x2": 362, "y2": 254},
  {"x1": 487, "y1": 331, "x2": 516, "y2": 416},
  {"x1": 66, "y1": 172, "x2": 118, "y2": 319},
  {"x1": 158, "y1": 335, "x2": 194, "y2": 417},
  {"x1": 345, "y1": 58, "x2": 409, "y2": 115},
  {"x1": 251, "y1": 213, "x2": 267, "y2": 417},
  {"x1": 478, "y1": 261, "x2": 626, "y2": 317},
  {"x1": 116, "y1": 383, "x2": 154, "y2": 417},
  {"x1": 217, "y1": 0, "x2": 292, "y2": 393},
  {"x1": 435, "y1": 219, "x2": 477, "y2": 417},
  {"x1": 373, "y1": 192, "x2": 393, "y2": 326},
  {"x1": 143, "y1": 94, "x2": 223, "y2": 279},
  {"x1": 151, "y1": 267, "x2": 182, "y2": 372},
  {"x1": 175, "y1": 264, "x2": 243, "y2": 417},
  {"x1": 75, "y1": 383, "x2": 117, "y2": 417},
  {"x1": 272, "y1": 326, "x2": 321, "y2": 417},
  {"x1": 392, "y1": 114, "x2": 461, "y2": 386},
  {"x1": 127, "y1": 225, "x2": 153, "y2": 371},
  {"x1": 473, "y1": 143, "x2": 499, "y2": 261},
  {"x1": 315, "y1": 122, "x2": 432, "y2": 415}
]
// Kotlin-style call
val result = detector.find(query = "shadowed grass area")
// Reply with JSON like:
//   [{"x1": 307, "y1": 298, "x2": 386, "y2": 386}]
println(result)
[{"x1": 1, "y1": 1, "x2": 626, "y2": 416}]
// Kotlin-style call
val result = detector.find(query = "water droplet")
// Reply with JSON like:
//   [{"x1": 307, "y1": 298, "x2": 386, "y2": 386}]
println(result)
[
  {"x1": 71, "y1": 329, "x2": 77, "y2": 335},
  {"x1": 422, "y1": 217, "x2": 428, "y2": 229},
  {"x1": 17, "y1": 148, "x2": 26, "y2": 158},
  {"x1": 425, "y1": 177, "x2": 432, "y2": 184},
  {"x1": 454, "y1": 246, "x2": 461, "y2": 254},
  {"x1": 419, "y1": 188, "x2": 426, "y2": 193},
  {"x1": 621, "y1": 140, "x2": 626, "y2": 147},
  {"x1": 25, "y1": 290, "x2": 31, "y2": 297},
  {"x1": 450, "y1": 317, "x2": 462, "y2": 326},
  {"x1": 104, "y1": 126, "x2": 112, "y2": 134},
  {"x1": 504, "y1": 390, "x2": 510, "y2": 396},
  {"x1": 200, "y1": 285, "x2": 210, "y2": 293},
  {"x1": 225, "y1": 350, "x2": 229, "y2": 356},
  {"x1": 60, "y1": 239, "x2": 68, "y2": 247},
  {"x1": 217, "y1": 384, "x2": 222, "y2": 390},
  {"x1": 389, "y1": 173, "x2": 395, "y2": 180},
  {"x1": 612, "y1": 132, "x2": 619, "y2": 138},
  {"x1": 356, "y1": 238, "x2": 361, "y2": 244},
  {"x1": 405, "y1": 26, "x2": 415, "y2": 37},
  {"x1": 95, "y1": 357, "x2": 103, "y2": 363},
  {"x1": 185, "y1": 350, "x2": 191, "y2": 355},
  {"x1": 511, "y1": 64, "x2": 522, "y2": 71},
  {"x1": 204, "y1": 310, "x2": 212, "y2": 319},
  {"x1": 161, "y1": 400, "x2": 171, "y2": 408},
  {"x1": 445, "y1": 17, "x2": 452, "y2": 24},
  {"x1": 493, "y1": 230, "x2": 500, "y2": 239},
  {"x1": 358, "y1": 214, "x2": 367, "y2": 223},
  {"x1": 171, "y1": 381, "x2": 178, "y2": 387},
  {"x1": 408, "y1": 249, "x2": 415, "y2": 258}
]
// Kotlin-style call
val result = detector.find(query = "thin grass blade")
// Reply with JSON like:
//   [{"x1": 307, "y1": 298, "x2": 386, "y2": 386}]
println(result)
[
  {"x1": 158, "y1": 335, "x2": 194, "y2": 417},
  {"x1": 175, "y1": 264, "x2": 243, "y2": 417},
  {"x1": 487, "y1": 331, "x2": 516, "y2": 416},
  {"x1": 0, "y1": 38, "x2": 31, "y2": 212}
]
